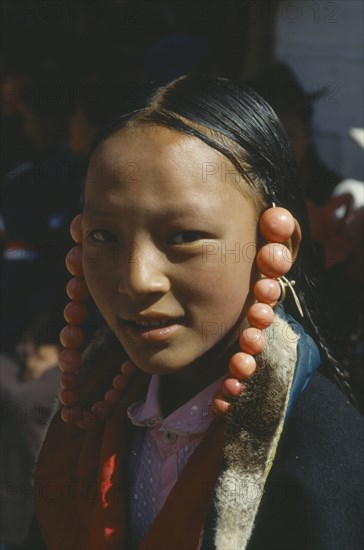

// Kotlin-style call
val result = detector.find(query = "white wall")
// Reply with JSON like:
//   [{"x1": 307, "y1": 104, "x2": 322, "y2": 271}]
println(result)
[{"x1": 275, "y1": 0, "x2": 363, "y2": 180}]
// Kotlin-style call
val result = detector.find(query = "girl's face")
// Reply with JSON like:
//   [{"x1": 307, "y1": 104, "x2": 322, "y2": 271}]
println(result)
[{"x1": 82, "y1": 125, "x2": 257, "y2": 377}]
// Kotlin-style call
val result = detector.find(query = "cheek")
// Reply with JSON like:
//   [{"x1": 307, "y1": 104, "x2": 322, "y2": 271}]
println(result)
[
  {"x1": 181, "y1": 254, "x2": 255, "y2": 326},
  {"x1": 190, "y1": 251, "x2": 257, "y2": 350},
  {"x1": 82, "y1": 247, "x2": 118, "y2": 310}
]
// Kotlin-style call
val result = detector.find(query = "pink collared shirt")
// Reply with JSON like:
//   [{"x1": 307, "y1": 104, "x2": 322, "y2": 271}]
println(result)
[{"x1": 126, "y1": 374, "x2": 225, "y2": 547}]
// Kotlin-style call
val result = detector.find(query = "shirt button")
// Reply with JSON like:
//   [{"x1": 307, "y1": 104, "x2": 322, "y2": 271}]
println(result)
[{"x1": 162, "y1": 430, "x2": 177, "y2": 444}]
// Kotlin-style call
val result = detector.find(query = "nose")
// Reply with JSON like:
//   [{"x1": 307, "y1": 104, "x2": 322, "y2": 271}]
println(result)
[{"x1": 117, "y1": 241, "x2": 170, "y2": 298}]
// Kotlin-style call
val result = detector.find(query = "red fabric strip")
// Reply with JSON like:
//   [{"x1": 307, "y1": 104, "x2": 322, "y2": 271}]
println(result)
[{"x1": 35, "y1": 348, "x2": 224, "y2": 550}]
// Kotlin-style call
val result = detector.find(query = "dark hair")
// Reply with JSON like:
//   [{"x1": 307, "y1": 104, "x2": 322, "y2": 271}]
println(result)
[{"x1": 86, "y1": 74, "x2": 354, "y2": 404}]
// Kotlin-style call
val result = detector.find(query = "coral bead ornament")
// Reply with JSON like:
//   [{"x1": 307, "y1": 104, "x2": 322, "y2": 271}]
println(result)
[
  {"x1": 70, "y1": 213, "x2": 83, "y2": 244},
  {"x1": 239, "y1": 328, "x2": 266, "y2": 355},
  {"x1": 222, "y1": 378, "x2": 244, "y2": 398},
  {"x1": 60, "y1": 325, "x2": 85, "y2": 349},
  {"x1": 210, "y1": 205, "x2": 298, "y2": 417},
  {"x1": 229, "y1": 352, "x2": 257, "y2": 378},
  {"x1": 65, "y1": 246, "x2": 83, "y2": 277},
  {"x1": 58, "y1": 349, "x2": 83, "y2": 373},
  {"x1": 64, "y1": 301, "x2": 89, "y2": 325},
  {"x1": 253, "y1": 278, "x2": 281, "y2": 306},
  {"x1": 259, "y1": 207, "x2": 295, "y2": 243},
  {"x1": 256, "y1": 243, "x2": 293, "y2": 278},
  {"x1": 59, "y1": 213, "x2": 138, "y2": 429},
  {"x1": 66, "y1": 277, "x2": 90, "y2": 301},
  {"x1": 247, "y1": 303, "x2": 275, "y2": 329}
]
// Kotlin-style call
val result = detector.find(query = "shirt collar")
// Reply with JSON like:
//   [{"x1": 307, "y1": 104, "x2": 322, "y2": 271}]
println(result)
[{"x1": 127, "y1": 373, "x2": 226, "y2": 435}]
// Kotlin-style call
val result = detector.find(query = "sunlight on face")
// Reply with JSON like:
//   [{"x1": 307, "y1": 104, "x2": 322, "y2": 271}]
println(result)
[{"x1": 82, "y1": 125, "x2": 258, "y2": 377}]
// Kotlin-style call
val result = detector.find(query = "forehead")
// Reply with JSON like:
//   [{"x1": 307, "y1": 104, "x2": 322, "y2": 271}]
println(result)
[
  {"x1": 84, "y1": 125, "x2": 251, "y2": 215},
  {"x1": 93, "y1": 124, "x2": 212, "y2": 163}
]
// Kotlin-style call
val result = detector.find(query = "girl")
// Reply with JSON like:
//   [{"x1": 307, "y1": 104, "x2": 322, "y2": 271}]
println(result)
[{"x1": 34, "y1": 75, "x2": 363, "y2": 550}]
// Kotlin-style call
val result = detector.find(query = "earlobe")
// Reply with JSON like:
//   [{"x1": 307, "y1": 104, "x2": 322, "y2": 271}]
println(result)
[{"x1": 288, "y1": 219, "x2": 302, "y2": 262}]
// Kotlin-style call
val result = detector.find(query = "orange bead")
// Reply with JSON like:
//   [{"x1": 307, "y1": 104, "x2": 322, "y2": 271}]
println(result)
[
  {"x1": 60, "y1": 373, "x2": 79, "y2": 389},
  {"x1": 65, "y1": 246, "x2": 83, "y2": 277},
  {"x1": 64, "y1": 301, "x2": 88, "y2": 325},
  {"x1": 259, "y1": 207, "x2": 295, "y2": 242},
  {"x1": 59, "y1": 325, "x2": 84, "y2": 349},
  {"x1": 247, "y1": 302, "x2": 275, "y2": 329},
  {"x1": 58, "y1": 349, "x2": 83, "y2": 372},
  {"x1": 60, "y1": 389, "x2": 81, "y2": 405},
  {"x1": 66, "y1": 277, "x2": 90, "y2": 301},
  {"x1": 240, "y1": 328, "x2": 266, "y2": 355},
  {"x1": 210, "y1": 390, "x2": 231, "y2": 417},
  {"x1": 70, "y1": 214, "x2": 83, "y2": 244},
  {"x1": 76, "y1": 412, "x2": 98, "y2": 430},
  {"x1": 79, "y1": 409, "x2": 98, "y2": 424},
  {"x1": 121, "y1": 360, "x2": 137, "y2": 377},
  {"x1": 104, "y1": 388, "x2": 122, "y2": 405},
  {"x1": 222, "y1": 378, "x2": 243, "y2": 398},
  {"x1": 61, "y1": 405, "x2": 82, "y2": 424},
  {"x1": 82, "y1": 409, "x2": 97, "y2": 423},
  {"x1": 253, "y1": 278, "x2": 281, "y2": 305},
  {"x1": 91, "y1": 400, "x2": 112, "y2": 420},
  {"x1": 112, "y1": 374, "x2": 129, "y2": 391},
  {"x1": 256, "y1": 243, "x2": 292, "y2": 278},
  {"x1": 229, "y1": 352, "x2": 256, "y2": 378}
]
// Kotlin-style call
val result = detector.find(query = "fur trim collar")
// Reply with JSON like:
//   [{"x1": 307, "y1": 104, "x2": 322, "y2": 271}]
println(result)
[{"x1": 214, "y1": 311, "x2": 299, "y2": 549}]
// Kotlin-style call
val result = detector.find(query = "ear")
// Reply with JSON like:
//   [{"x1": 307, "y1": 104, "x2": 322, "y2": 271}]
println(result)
[{"x1": 287, "y1": 219, "x2": 302, "y2": 262}]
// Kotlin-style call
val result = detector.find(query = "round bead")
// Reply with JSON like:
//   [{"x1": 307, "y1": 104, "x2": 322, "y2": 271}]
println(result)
[
  {"x1": 76, "y1": 412, "x2": 98, "y2": 430},
  {"x1": 65, "y1": 246, "x2": 83, "y2": 277},
  {"x1": 247, "y1": 303, "x2": 275, "y2": 329},
  {"x1": 60, "y1": 389, "x2": 81, "y2": 406},
  {"x1": 112, "y1": 374, "x2": 129, "y2": 391},
  {"x1": 79, "y1": 409, "x2": 98, "y2": 424},
  {"x1": 70, "y1": 214, "x2": 83, "y2": 244},
  {"x1": 66, "y1": 277, "x2": 90, "y2": 301},
  {"x1": 210, "y1": 390, "x2": 231, "y2": 417},
  {"x1": 64, "y1": 301, "x2": 88, "y2": 325},
  {"x1": 91, "y1": 400, "x2": 112, "y2": 420},
  {"x1": 256, "y1": 243, "x2": 292, "y2": 278},
  {"x1": 253, "y1": 278, "x2": 281, "y2": 305},
  {"x1": 60, "y1": 373, "x2": 79, "y2": 390},
  {"x1": 61, "y1": 406, "x2": 82, "y2": 424},
  {"x1": 222, "y1": 378, "x2": 243, "y2": 398},
  {"x1": 58, "y1": 349, "x2": 83, "y2": 372},
  {"x1": 121, "y1": 360, "x2": 137, "y2": 377},
  {"x1": 104, "y1": 388, "x2": 122, "y2": 405},
  {"x1": 228, "y1": 352, "x2": 256, "y2": 378},
  {"x1": 60, "y1": 325, "x2": 84, "y2": 349},
  {"x1": 259, "y1": 207, "x2": 295, "y2": 242},
  {"x1": 239, "y1": 328, "x2": 266, "y2": 355}
]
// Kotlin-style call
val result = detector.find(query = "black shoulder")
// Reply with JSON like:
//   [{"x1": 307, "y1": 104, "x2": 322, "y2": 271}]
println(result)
[
  {"x1": 287, "y1": 370, "x2": 363, "y2": 447},
  {"x1": 247, "y1": 372, "x2": 364, "y2": 550}
]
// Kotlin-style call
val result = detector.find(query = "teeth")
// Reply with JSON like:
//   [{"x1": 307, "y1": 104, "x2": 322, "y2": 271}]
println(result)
[{"x1": 134, "y1": 320, "x2": 173, "y2": 328}]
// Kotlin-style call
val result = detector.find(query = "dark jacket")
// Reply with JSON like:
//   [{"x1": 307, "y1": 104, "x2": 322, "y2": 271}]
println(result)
[{"x1": 202, "y1": 371, "x2": 364, "y2": 550}]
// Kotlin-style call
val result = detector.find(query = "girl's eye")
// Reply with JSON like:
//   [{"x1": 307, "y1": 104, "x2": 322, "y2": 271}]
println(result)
[
  {"x1": 89, "y1": 230, "x2": 117, "y2": 243},
  {"x1": 169, "y1": 231, "x2": 204, "y2": 244}
]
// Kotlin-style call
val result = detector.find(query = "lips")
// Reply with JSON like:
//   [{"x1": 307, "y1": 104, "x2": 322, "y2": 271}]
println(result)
[
  {"x1": 133, "y1": 319, "x2": 176, "y2": 328},
  {"x1": 118, "y1": 317, "x2": 184, "y2": 342}
]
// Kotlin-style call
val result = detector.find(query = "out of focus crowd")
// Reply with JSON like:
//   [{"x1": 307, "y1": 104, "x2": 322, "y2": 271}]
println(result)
[{"x1": 0, "y1": 1, "x2": 363, "y2": 548}]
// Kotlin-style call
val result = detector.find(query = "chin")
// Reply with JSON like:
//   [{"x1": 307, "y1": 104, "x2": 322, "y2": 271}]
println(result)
[{"x1": 124, "y1": 347, "x2": 204, "y2": 376}]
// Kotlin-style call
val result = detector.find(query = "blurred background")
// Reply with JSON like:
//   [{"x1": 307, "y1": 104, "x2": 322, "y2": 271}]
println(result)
[{"x1": 0, "y1": 1, "x2": 363, "y2": 548}]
